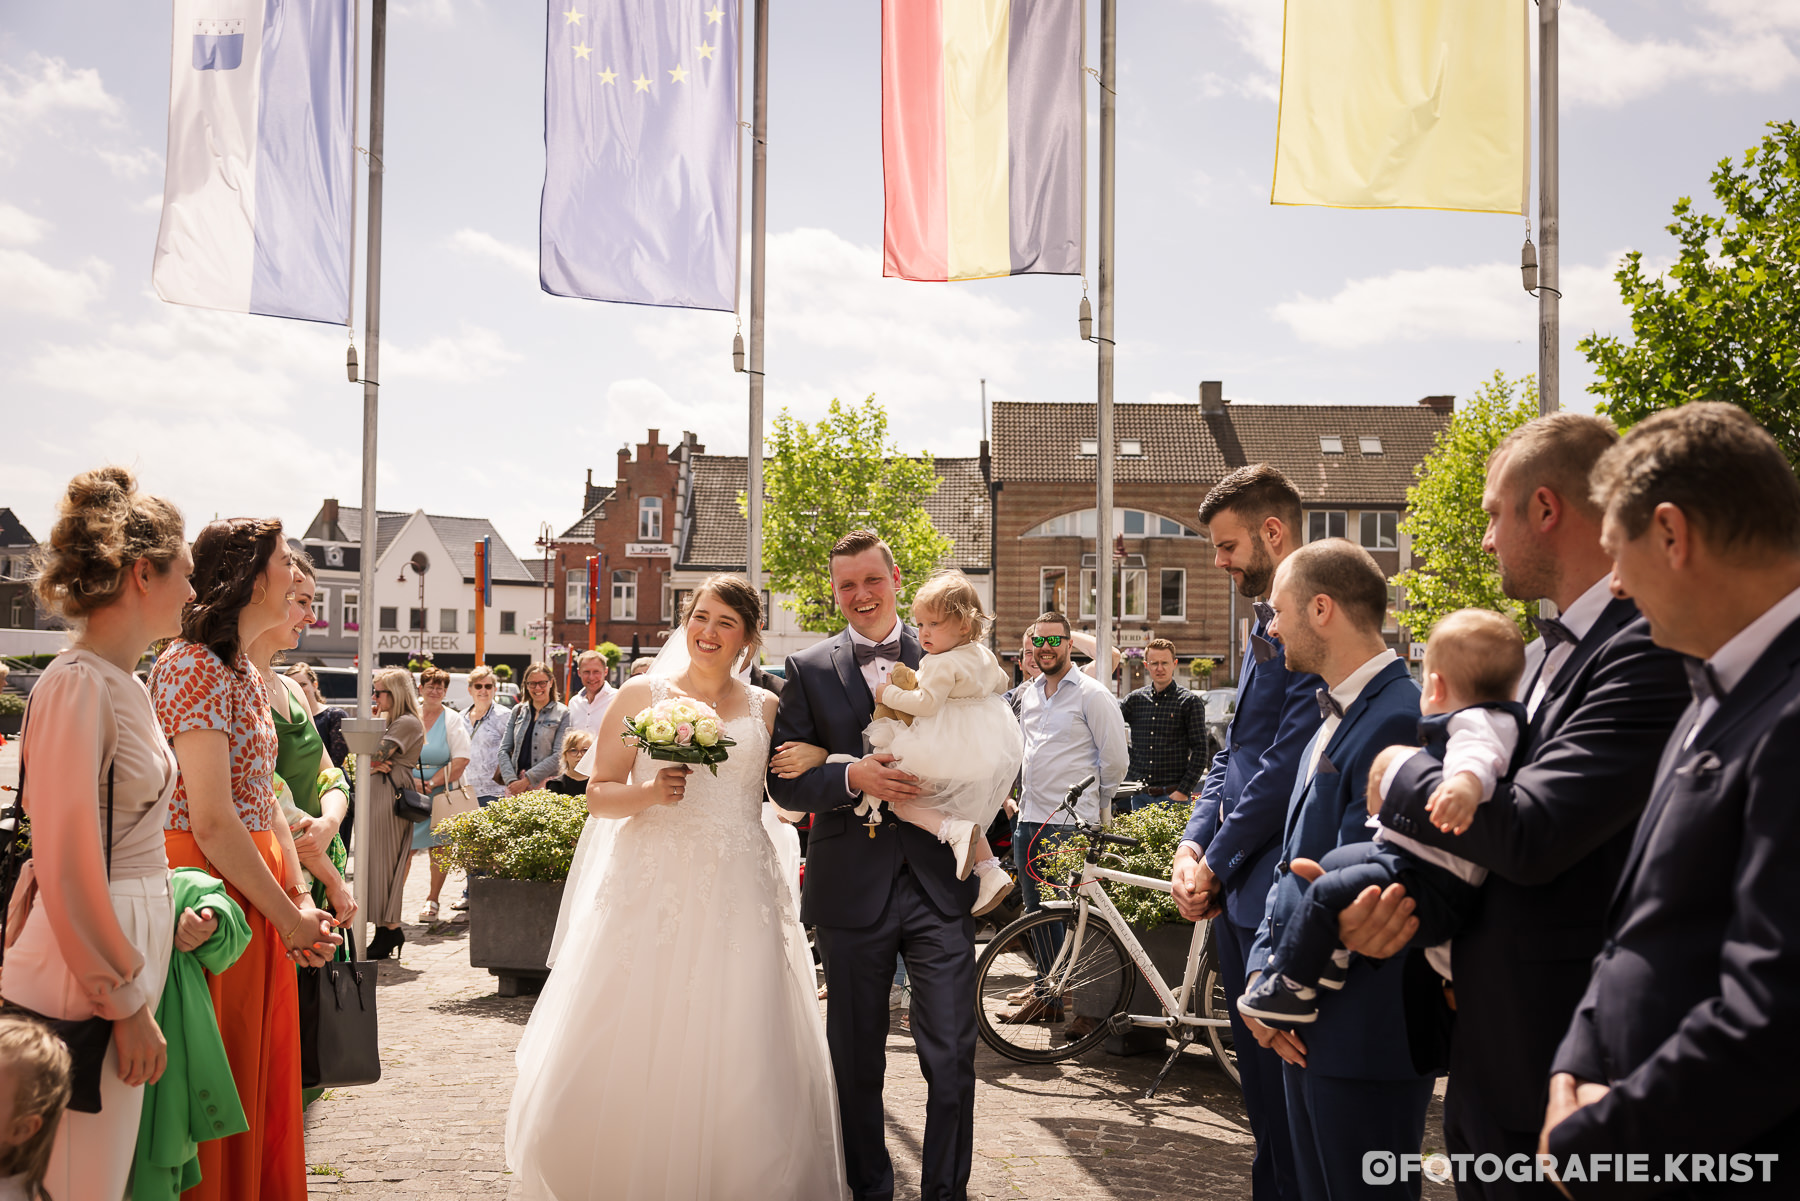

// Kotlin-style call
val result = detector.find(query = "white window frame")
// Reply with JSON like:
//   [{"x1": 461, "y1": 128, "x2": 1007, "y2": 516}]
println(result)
[
  {"x1": 1159, "y1": 568, "x2": 1186, "y2": 621},
  {"x1": 1359, "y1": 510, "x2": 1398, "y2": 550},
  {"x1": 1079, "y1": 568, "x2": 1148, "y2": 621},
  {"x1": 342, "y1": 590, "x2": 360, "y2": 632},
  {"x1": 1027, "y1": 509, "x2": 1199, "y2": 539},
  {"x1": 566, "y1": 568, "x2": 590, "y2": 621},
  {"x1": 1307, "y1": 510, "x2": 1347, "y2": 542},
  {"x1": 612, "y1": 569, "x2": 638, "y2": 622},
  {"x1": 1320, "y1": 435, "x2": 1344, "y2": 454},
  {"x1": 661, "y1": 576, "x2": 674, "y2": 623},
  {"x1": 8, "y1": 595, "x2": 22, "y2": 627},
  {"x1": 500, "y1": 610, "x2": 517, "y2": 635},
  {"x1": 1359, "y1": 436, "x2": 1384, "y2": 455},
  {"x1": 1040, "y1": 566, "x2": 1067, "y2": 615},
  {"x1": 311, "y1": 588, "x2": 329, "y2": 629},
  {"x1": 638, "y1": 497, "x2": 663, "y2": 541}
]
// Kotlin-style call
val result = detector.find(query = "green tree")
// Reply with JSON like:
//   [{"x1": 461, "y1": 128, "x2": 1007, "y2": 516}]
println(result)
[
  {"x1": 752, "y1": 395, "x2": 954, "y2": 634},
  {"x1": 1393, "y1": 371, "x2": 1538, "y2": 641},
  {"x1": 1581, "y1": 120, "x2": 1800, "y2": 463},
  {"x1": 595, "y1": 641, "x2": 622, "y2": 670}
]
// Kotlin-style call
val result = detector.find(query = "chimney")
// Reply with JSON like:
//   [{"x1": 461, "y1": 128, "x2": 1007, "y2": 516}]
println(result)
[
  {"x1": 1200, "y1": 381, "x2": 1226, "y2": 414},
  {"x1": 322, "y1": 498, "x2": 338, "y2": 527},
  {"x1": 1418, "y1": 395, "x2": 1454, "y2": 413}
]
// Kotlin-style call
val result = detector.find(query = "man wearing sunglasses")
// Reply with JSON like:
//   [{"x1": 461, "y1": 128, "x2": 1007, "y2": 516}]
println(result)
[{"x1": 1172, "y1": 463, "x2": 1323, "y2": 1201}]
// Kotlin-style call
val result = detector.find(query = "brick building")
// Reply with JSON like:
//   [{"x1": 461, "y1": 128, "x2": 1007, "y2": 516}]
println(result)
[
  {"x1": 0, "y1": 510, "x2": 54, "y2": 633},
  {"x1": 991, "y1": 384, "x2": 1452, "y2": 688},
  {"x1": 550, "y1": 430, "x2": 704, "y2": 654}
]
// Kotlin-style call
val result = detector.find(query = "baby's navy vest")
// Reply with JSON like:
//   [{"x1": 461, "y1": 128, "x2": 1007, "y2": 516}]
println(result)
[{"x1": 1418, "y1": 700, "x2": 1531, "y2": 777}]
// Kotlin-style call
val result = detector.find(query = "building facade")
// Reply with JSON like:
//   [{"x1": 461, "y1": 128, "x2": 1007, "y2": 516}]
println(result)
[
  {"x1": 294, "y1": 500, "x2": 546, "y2": 674},
  {"x1": 549, "y1": 429, "x2": 703, "y2": 656},
  {"x1": 0, "y1": 510, "x2": 54, "y2": 633},
  {"x1": 991, "y1": 385, "x2": 1452, "y2": 688}
]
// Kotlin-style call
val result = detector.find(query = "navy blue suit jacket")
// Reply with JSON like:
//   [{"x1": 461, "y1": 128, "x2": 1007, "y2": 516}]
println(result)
[
  {"x1": 1248, "y1": 657, "x2": 1425, "y2": 1081},
  {"x1": 1184, "y1": 614, "x2": 1325, "y2": 927},
  {"x1": 767, "y1": 626, "x2": 975, "y2": 928},
  {"x1": 1546, "y1": 613, "x2": 1800, "y2": 1197},
  {"x1": 1377, "y1": 598, "x2": 1691, "y2": 1133}
]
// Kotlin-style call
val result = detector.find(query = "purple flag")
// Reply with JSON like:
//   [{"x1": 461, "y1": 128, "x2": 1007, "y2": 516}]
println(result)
[{"x1": 541, "y1": 0, "x2": 740, "y2": 311}]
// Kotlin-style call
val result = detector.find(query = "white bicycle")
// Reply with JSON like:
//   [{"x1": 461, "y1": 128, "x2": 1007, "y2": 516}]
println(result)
[{"x1": 974, "y1": 779, "x2": 1239, "y2": 1098}]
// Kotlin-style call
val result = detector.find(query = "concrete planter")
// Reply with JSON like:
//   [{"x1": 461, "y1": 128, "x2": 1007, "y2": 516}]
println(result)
[
  {"x1": 0, "y1": 713, "x2": 20, "y2": 737},
  {"x1": 467, "y1": 876, "x2": 566, "y2": 997},
  {"x1": 1104, "y1": 919, "x2": 1202, "y2": 1056}
]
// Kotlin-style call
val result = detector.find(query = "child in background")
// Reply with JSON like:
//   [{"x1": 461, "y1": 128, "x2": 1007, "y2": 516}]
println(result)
[
  {"x1": 0, "y1": 1014, "x2": 72, "y2": 1201},
  {"x1": 543, "y1": 730, "x2": 596, "y2": 798},
  {"x1": 1238, "y1": 608, "x2": 1527, "y2": 1027},
  {"x1": 864, "y1": 571, "x2": 1025, "y2": 917}
]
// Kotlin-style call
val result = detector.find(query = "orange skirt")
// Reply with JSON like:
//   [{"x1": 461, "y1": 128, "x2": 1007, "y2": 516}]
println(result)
[{"x1": 165, "y1": 829, "x2": 306, "y2": 1201}]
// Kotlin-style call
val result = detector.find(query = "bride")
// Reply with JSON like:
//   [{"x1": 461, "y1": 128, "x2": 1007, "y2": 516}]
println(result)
[{"x1": 505, "y1": 576, "x2": 847, "y2": 1200}]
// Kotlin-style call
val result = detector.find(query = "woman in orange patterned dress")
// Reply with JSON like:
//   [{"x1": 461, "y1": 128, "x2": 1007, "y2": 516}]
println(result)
[{"x1": 149, "y1": 519, "x2": 341, "y2": 1201}]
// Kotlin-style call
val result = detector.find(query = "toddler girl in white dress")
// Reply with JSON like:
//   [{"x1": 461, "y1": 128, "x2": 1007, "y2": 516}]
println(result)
[{"x1": 864, "y1": 571, "x2": 1024, "y2": 917}]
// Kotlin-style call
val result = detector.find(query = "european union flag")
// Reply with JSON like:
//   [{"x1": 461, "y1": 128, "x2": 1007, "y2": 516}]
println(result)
[{"x1": 541, "y1": 1, "x2": 740, "y2": 311}]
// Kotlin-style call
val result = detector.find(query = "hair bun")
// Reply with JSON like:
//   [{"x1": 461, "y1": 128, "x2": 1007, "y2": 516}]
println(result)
[{"x1": 63, "y1": 466, "x2": 135, "y2": 513}]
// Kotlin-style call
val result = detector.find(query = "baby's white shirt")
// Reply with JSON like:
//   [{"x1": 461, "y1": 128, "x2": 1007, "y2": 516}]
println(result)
[{"x1": 1373, "y1": 705, "x2": 1523, "y2": 888}]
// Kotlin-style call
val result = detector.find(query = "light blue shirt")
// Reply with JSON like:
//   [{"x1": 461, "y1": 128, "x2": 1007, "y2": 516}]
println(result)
[{"x1": 1017, "y1": 666, "x2": 1130, "y2": 826}]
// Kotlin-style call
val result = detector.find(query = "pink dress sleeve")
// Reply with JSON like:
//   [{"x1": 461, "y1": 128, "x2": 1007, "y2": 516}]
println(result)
[{"x1": 22, "y1": 661, "x2": 149, "y2": 1020}]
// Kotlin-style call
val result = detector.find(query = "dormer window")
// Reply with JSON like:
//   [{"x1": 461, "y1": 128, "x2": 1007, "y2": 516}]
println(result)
[
  {"x1": 1320, "y1": 436, "x2": 1344, "y2": 454},
  {"x1": 1079, "y1": 439, "x2": 1098, "y2": 456},
  {"x1": 1359, "y1": 436, "x2": 1384, "y2": 455}
]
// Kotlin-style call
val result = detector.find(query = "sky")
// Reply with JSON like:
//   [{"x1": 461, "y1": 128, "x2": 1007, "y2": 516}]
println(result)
[{"x1": 4, "y1": 0, "x2": 1799, "y2": 562}]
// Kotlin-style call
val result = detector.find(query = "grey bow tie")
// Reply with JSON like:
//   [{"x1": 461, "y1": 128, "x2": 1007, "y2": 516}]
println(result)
[
  {"x1": 1316, "y1": 688, "x2": 1344, "y2": 721},
  {"x1": 1251, "y1": 633, "x2": 1279, "y2": 664},
  {"x1": 1684, "y1": 657, "x2": 1723, "y2": 705},
  {"x1": 1531, "y1": 615, "x2": 1578, "y2": 651},
  {"x1": 854, "y1": 639, "x2": 900, "y2": 666},
  {"x1": 1253, "y1": 600, "x2": 1276, "y2": 627}
]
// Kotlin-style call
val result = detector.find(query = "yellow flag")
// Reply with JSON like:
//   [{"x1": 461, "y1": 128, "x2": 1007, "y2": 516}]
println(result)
[{"x1": 1272, "y1": 0, "x2": 1528, "y2": 214}]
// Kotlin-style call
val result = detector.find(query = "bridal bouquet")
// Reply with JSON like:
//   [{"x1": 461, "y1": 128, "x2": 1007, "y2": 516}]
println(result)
[{"x1": 620, "y1": 697, "x2": 737, "y2": 775}]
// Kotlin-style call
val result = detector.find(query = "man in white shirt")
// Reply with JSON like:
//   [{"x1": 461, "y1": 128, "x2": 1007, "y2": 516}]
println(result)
[
  {"x1": 1005, "y1": 611, "x2": 1129, "y2": 1024},
  {"x1": 566, "y1": 649, "x2": 616, "y2": 737}
]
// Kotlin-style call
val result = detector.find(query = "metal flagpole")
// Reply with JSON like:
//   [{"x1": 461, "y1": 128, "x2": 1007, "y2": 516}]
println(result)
[
  {"x1": 1094, "y1": 0, "x2": 1117, "y2": 708},
  {"x1": 745, "y1": 0, "x2": 769, "y2": 596},
  {"x1": 1537, "y1": 0, "x2": 1559, "y2": 414},
  {"x1": 343, "y1": 0, "x2": 389, "y2": 948}
]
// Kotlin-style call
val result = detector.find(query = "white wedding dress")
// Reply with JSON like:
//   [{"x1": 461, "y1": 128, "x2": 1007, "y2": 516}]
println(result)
[{"x1": 506, "y1": 678, "x2": 847, "y2": 1200}]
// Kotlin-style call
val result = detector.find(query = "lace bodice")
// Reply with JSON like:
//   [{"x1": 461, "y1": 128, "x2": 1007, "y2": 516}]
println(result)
[{"x1": 628, "y1": 675, "x2": 772, "y2": 842}]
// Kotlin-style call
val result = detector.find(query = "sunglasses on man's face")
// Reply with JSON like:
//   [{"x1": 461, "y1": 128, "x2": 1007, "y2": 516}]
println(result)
[
  {"x1": 1030, "y1": 635, "x2": 1066, "y2": 648},
  {"x1": 470, "y1": 683, "x2": 496, "y2": 691}
]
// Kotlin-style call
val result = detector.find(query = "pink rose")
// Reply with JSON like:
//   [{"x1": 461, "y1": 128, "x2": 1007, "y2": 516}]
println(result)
[{"x1": 676, "y1": 722, "x2": 694, "y2": 745}]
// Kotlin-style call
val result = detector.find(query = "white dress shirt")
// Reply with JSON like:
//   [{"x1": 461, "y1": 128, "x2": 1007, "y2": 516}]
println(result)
[
  {"x1": 1016, "y1": 666, "x2": 1131, "y2": 827},
  {"x1": 1304, "y1": 649, "x2": 1399, "y2": 781},
  {"x1": 1684, "y1": 583, "x2": 1800, "y2": 748},
  {"x1": 844, "y1": 617, "x2": 904, "y2": 797},
  {"x1": 1525, "y1": 575, "x2": 1614, "y2": 719},
  {"x1": 567, "y1": 682, "x2": 617, "y2": 738}
]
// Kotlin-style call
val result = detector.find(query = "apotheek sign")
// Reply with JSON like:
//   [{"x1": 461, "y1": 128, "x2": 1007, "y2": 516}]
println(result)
[
  {"x1": 627, "y1": 543, "x2": 672, "y2": 557},
  {"x1": 378, "y1": 633, "x2": 461, "y2": 652}
]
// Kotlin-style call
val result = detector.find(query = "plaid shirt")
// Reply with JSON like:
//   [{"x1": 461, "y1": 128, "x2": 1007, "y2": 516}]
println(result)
[{"x1": 1119, "y1": 681, "x2": 1209, "y2": 794}]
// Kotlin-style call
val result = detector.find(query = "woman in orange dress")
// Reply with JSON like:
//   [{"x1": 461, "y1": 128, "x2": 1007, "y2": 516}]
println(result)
[{"x1": 149, "y1": 519, "x2": 340, "y2": 1201}]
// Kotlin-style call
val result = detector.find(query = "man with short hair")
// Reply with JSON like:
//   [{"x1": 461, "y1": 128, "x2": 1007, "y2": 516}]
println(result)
[
  {"x1": 1174, "y1": 463, "x2": 1323, "y2": 1201},
  {"x1": 1120, "y1": 638, "x2": 1208, "y2": 811},
  {"x1": 1245, "y1": 539, "x2": 1426, "y2": 1201},
  {"x1": 1006, "y1": 611, "x2": 1129, "y2": 1024},
  {"x1": 769, "y1": 530, "x2": 975, "y2": 1201},
  {"x1": 566, "y1": 648, "x2": 617, "y2": 737},
  {"x1": 1350, "y1": 413, "x2": 1690, "y2": 1199},
  {"x1": 1536, "y1": 404, "x2": 1800, "y2": 1193}
]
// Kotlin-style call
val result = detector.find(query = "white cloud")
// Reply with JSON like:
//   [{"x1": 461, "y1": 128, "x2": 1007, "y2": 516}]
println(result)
[
  {"x1": 391, "y1": 0, "x2": 465, "y2": 25},
  {"x1": 1270, "y1": 253, "x2": 1636, "y2": 350},
  {"x1": 96, "y1": 147, "x2": 163, "y2": 179},
  {"x1": 1197, "y1": 0, "x2": 1284, "y2": 100},
  {"x1": 447, "y1": 228, "x2": 537, "y2": 278},
  {"x1": 0, "y1": 203, "x2": 48, "y2": 246},
  {"x1": 384, "y1": 324, "x2": 522, "y2": 380},
  {"x1": 1561, "y1": 3, "x2": 1800, "y2": 107},
  {"x1": 0, "y1": 248, "x2": 108, "y2": 319},
  {"x1": 136, "y1": 194, "x2": 165, "y2": 213},
  {"x1": 0, "y1": 55, "x2": 121, "y2": 154}
]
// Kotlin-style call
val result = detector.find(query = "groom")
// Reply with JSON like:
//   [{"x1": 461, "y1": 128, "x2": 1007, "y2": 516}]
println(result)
[{"x1": 769, "y1": 529, "x2": 979, "y2": 1201}]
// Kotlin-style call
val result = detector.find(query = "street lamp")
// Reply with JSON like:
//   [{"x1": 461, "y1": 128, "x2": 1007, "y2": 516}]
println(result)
[
  {"x1": 534, "y1": 521, "x2": 556, "y2": 676},
  {"x1": 398, "y1": 550, "x2": 429, "y2": 664}
]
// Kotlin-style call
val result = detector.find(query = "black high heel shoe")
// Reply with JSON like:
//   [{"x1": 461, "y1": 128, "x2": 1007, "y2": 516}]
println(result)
[{"x1": 366, "y1": 926, "x2": 405, "y2": 959}]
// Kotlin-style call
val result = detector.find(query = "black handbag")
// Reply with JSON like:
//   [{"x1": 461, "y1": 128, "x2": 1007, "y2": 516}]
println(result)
[
  {"x1": 389, "y1": 765, "x2": 432, "y2": 824},
  {"x1": 297, "y1": 928, "x2": 381, "y2": 1088},
  {"x1": 0, "y1": 694, "x2": 118, "y2": 1114}
]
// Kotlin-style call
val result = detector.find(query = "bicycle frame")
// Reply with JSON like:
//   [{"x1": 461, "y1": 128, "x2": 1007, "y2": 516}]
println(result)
[{"x1": 1045, "y1": 860, "x2": 1231, "y2": 1032}]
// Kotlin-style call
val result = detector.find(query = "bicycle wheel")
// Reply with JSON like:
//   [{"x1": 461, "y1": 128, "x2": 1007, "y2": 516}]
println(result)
[
  {"x1": 974, "y1": 908, "x2": 1135, "y2": 1064},
  {"x1": 1197, "y1": 924, "x2": 1240, "y2": 1087}
]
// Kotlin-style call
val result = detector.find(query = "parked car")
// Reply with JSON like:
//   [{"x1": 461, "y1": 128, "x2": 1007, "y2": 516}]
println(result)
[{"x1": 1202, "y1": 687, "x2": 1237, "y2": 758}]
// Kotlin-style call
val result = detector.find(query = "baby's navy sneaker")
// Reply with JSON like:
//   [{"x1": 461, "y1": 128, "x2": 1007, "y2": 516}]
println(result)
[
  {"x1": 1237, "y1": 971, "x2": 1319, "y2": 1027},
  {"x1": 1317, "y1": 950, "x2": 1351, "y2": 992}
]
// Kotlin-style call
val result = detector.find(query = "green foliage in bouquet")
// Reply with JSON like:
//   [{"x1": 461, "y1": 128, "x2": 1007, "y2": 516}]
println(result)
[
  {"x1": 433, "y1": 790, "x2": 587, "y2": 882},
  {"x1": 1031, "y1": 800, "x2": 1195, "y2": 933}
]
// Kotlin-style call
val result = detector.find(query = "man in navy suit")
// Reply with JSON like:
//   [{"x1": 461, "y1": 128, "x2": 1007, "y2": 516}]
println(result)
[
  {"x1": 768, "y1": 530, "x2": 978, "y2": 1201},
  {"x1": 1241, "y1": 538, "x2": 1428, "y2": 1199},
  {"x1": 1537, "y1": 404, "x2": 1800, "y2": 1197},
  {"x1": 1174, "y1": 464, "x2": 1323, "y2": 1201},
  {"x1": 1353, "y1": 414, "x2": 1691, "y2": 1198}
]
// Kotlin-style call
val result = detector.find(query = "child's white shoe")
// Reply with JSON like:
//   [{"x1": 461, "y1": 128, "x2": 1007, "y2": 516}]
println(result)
[
  {"x1": 945, "y1": 822, "x2": 979, "y2": 880},
  {"x1": 972, "y1": 867, "x2": 1014, "y2": 917}
]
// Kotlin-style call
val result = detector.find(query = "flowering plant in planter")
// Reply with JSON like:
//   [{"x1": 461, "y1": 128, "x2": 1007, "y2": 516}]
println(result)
[
  {"x1": 1031, "y1": 799, "x2": 1195, "y2": 932},
  {"x1": 434, "y1": 790, "x2": 586, "y2": 882}
]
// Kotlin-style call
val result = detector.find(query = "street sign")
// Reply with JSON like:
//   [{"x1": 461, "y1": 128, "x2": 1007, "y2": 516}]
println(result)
[
  {"x1": 1116, "y1": 629, "x2": 1150, "y2": 647},
  {"x1": 1409, "y1": 641, "x2": 1428, "y2": 661},
  {"x1": 627, "y1": 542, "x2": 673, "y2": 557}
]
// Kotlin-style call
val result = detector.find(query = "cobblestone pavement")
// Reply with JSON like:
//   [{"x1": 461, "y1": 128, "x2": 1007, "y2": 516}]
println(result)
[{"x1": 300, "y1": 851, "x2": 1444, "y2": 1199}]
